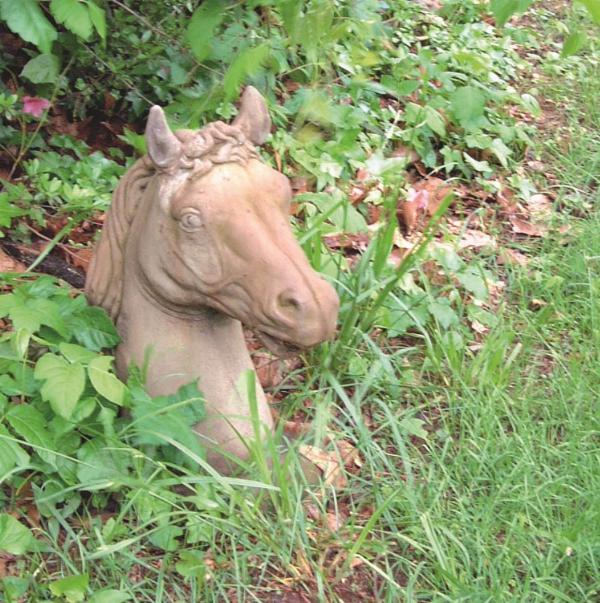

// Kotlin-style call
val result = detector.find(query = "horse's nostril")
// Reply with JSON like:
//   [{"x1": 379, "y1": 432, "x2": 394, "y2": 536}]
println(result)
[{"x1": 278, "y1": 291, "x2": 302, "y2": 313}]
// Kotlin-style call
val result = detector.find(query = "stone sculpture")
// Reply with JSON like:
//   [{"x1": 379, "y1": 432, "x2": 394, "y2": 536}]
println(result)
[{"x1": 85, "y1": 87, "x2": 339, "y2": 473}]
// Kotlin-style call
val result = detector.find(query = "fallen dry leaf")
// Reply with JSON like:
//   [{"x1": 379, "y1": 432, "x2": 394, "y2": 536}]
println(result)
[
  {"x1": 323, "y1": 232, "x2": 370, "y2": 252},
  {"x1": 529, "y1": 298, "x2": 547, "y2": 310},
  {"x1": 349, "y1": 184, "x2": 369, "y2": 204},
  {"x1": 458, "y1": 229, "x2": 496, "y2": 250},
  {"x1": 304, "y1": 502, "x2": 347, "y2": 532},
  {"x1": 499, "y1": 248, "x2": 530, "y2": 266},
  {"x1": 471, "y1": 320, "x2": 489, "y2": 334},
  {"x1": 526, "y1": 193, "x2": 553, "y2": 219},
  {"x1": 298, "y1": 444, "x2": 348, "y2": 490},
  {"x1": 419, "y1": 177, "x2": 453, "y2": 215},
  {"x1": 391, "y1": 144, "x2": 419, "y2": 165},
  {"x1": 399, "y1": 187, "x2": 428, "y2": 234},
  {"x1": 509, "y1": 216, "x2": 548, "y2": 237},
  {"x1": 66, "y1": 247, "x2": 93, "y2": 271},
  {"x1": 0, "y1": 248, "x2": 26, "y2": 272},
  {"x1": 254, "y1": 352, "x2": 284, "y2": 390}
]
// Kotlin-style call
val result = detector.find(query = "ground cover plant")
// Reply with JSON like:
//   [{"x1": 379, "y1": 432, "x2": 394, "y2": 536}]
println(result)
[{"x1": 0, "y1": 0, "x2": 599, "y2": 601}]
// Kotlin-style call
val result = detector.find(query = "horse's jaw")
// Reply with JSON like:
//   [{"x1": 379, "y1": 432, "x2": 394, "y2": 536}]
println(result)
[{"x1": 115, "y1": 277, "x2": 273, "y2": 474}]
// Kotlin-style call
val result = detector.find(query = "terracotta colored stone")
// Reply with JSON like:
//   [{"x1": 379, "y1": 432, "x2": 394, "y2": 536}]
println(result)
[{"x1": 86, "y1": 87, "x2": 339, "y2": 473}]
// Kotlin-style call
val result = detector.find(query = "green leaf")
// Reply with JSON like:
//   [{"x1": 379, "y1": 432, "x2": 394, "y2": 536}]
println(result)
[
  {"x1": 0, "y1": 0, "x2": 57, "y2": 53},
  {"x1": 50, "y1": 0, "x2": 92, "y2": 40},
  {"x1": 8, "y1": 298, "x2": 68, "y2": 337},
  {"x1": 69, "y1": 305, "x2": 120, "y2": 351},
  {"x1": 399, "y1": 417, "x2": 428, "y2": 439},
  {"x1": 0, "y1": 195, "x2": 28, "y2": 229},
  {"x1": 130, "y1": 379, "x2": 205, "y2": 462},
  {"x1": 576, "y1": 0, "x2": 600, "y2": 24},
  {"x1": 89, "y1": 590, "x2": 131, "y2": 603},
  {"x1": 457, "y1": 270, "x2": 488, "y2": 300},
  {"x1": 21, "y1": 53, "x2": 60, "y2": 84},
  {"x1": 562, "y1": 30, "x2": 588, "y2": 57},
  {"x1": 223, "y1": 43, "x2": 271, "y2": 101},
  {"x1": 88, "y1": 356, "x2": 126, "y2": 406},
  {"x1": 149, "y1": 525, "x2": 183, "y2": 552},
  {"x1": 176, "y1": 550, "x2": 206, "y2": 579},
  {"x1": 34, "y1": 353, "x2": 85, "y2": 419},
  {"x1": 490, "y1": 138, "x2": 512, "y2": 168},
  {"x1": 0, "y1": 425, "x2": 30, "y2": 476},
  {"x1": 489, "y1": 0, "x2": 520, "y2": 26},
  {"x1": 6, "y1": 404, "x2": 56, "y2": 466},
  {"x1": 428, "y1": 299, "x2": 458, "y2": 329},
  {"x1": 76, "y1": 438, "x2": 131, "y2": 488},
  {"x1": 425, "y1": 107, "x2": 446, "y2": 137},
  {"x1": 49, "y1": 574, "x2": 89, "y2": 603},
  {"x1": 0, "y1": 576, "x2": 29, "y2": 600},
  {"x1": 0, "y1": 514, "x2": 34, "y2": 554},
  {"x1": 59, "y1": 342, "x2": 98, "y2": 364},
  {"x1": 86, "y1": 0, "x2": 106, "y2": 40},
  {"x1": 185, "y1": 0, "x2": 224, "y2": 62},
  {"x1": 450, "y1": 86, "x2": 487, "y2": 131}
]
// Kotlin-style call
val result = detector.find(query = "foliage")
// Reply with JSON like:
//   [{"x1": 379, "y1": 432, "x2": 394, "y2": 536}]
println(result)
[{"x1": 1, "y1": 0, "x2": 600, "y2": 601}]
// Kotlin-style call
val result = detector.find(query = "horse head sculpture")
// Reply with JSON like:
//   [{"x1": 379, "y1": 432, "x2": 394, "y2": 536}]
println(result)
[{"x1": 85, "y1": 87, "x2": 339, "y2": 472}]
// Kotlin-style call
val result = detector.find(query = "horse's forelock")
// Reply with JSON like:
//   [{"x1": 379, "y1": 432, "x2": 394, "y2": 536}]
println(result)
[{"x1": 86, "y1": 122, "x2": 258, "y2": 322}]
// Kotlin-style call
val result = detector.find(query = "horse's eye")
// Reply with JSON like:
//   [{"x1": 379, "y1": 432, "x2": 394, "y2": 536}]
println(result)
[{"x1": 180, "y1": 211, "x2": 203, "y2": 231}]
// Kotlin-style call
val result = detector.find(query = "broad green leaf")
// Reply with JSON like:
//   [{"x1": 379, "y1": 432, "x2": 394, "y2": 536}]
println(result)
[
  {"x1": 463, "y1": 153, "x2": 493, "y2": 174},
  {"x1": 59, "y1": 342, "x2": 98, "y2": 364},
  {"x1": 0, "y1": 0, "x2": 57, "y2": 53},
  {"x1": 88, "y1": 356, "x2": 126, "y2": 406},
  {"x1": 0, "y1": 196, "x2": 28, "y2": 229},
  {"x1": 450, "y1": 86, "x2": 487, "y2": 130},
  {"x1": 89, "y1": 590, "x2": 131, "y2": 603},
  {"x1": 76, "y1": 438, "x2": 131, "y2": 488},
  {"x1": 0, "y1": 425, "x2": 30, "y2": 476},
  {"x1": 399, "y1": 417, "x2": 428, "y2": 439},
  {"x1": 69, "y1": 306, "x2": 120, "y2": 351},
  {"x1": 49, "y1": 574, "x2": 89, "y2": 603},
  {"x1": 6, "y1": 404, "x2": 56, "y2": 466},
  {"x1": 21, "y1": 53, "x2": 60, "y2": 84},
  {"x1": 87, "y1": 0, "x2": 106, "y2": 40},
  {"x1": 50, "y1": 0, "x2": 93, "y2": 40},
  {"x1": 576, "y1": 0, "x2": 600, "y2": 24},
  {"x1": 489, "y1": 0, "x2": 534, "y2": 24},
  {"x1": 489, "y1": 0, "x2": 520, "y2": 26},
  {"x1": 490, "y1": 138, "x2": 512, "y2": 168},
  {"x1": 223, "y1": 43, "x2": 271, "y2": 101},
  {"x1": 176, "y1": 550, "x2": 206, "y2": 579},
  {"x1": 185, "y1": 0, "x2": 224, "y2": 62},
  {"x1": 149, "y1": 525, "x2": 183, "y2": 552},
  {"x1": 0, "y1": 513, "x2": 34, "y2": 554},
  {"x1": 0, "y1": 576, "x2": 29, "y2": 600},
  {"x1": 34, "y1": 353, "x2": 85, "y2": 419},
  {"x1": 13, "y1": 329, "x2": 31, "y2": 359},
  {"x1": 130, "y1": 379, "x2": 205, "y2": 464},
  {"x1": 428, "y1": 299, "x2": 458, "y2": 329},
  {"x1": 9, "y1": 298, "x2": 68, "y2": 337},
  {"x1": 425, "y1": 107, "x2": 446, "y2": 137},
  {"x1": 457, "y1": 270, "x2": 488, "y2": 300},
  {"x1": 562, "y1": 30, "x2": 588, "y2": 57}
]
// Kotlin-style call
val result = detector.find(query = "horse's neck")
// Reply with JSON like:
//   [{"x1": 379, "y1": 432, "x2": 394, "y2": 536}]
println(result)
[
  {"x1": 115, "y1": 279, "x2": 253, "y2": 395},
  {"x1": 115, "y1": 277, "x2": 273, "y2": 471}
]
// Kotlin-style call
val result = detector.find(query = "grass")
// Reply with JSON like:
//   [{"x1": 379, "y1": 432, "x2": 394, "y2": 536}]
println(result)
[{"x1": 3, "y1": 7, "x2": 600, "y2": 603}]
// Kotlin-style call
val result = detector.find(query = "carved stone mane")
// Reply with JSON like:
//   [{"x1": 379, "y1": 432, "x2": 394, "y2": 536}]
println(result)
[{"x1": 86, "y1": 121, "x2": 257, "y2": 322}]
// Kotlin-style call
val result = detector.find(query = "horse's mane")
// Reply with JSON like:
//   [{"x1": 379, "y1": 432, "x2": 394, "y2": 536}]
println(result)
[{"x1": 85, "y1": 121, "x2": 256, "y2": 321}]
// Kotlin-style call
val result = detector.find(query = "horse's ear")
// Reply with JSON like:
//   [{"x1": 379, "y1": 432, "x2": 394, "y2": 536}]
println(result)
[
  {"x1": 146, "y1": 105, "x2": 182, "y2": 169},
  {"x1": 232, "y1": 86, "x2": 271, "y2": 146}
]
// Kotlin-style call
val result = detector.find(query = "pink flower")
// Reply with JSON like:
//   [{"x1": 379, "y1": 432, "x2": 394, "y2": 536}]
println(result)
[{"x1": 22, "y1": 96, "x2": 51, "y2": 117}]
